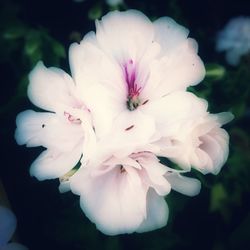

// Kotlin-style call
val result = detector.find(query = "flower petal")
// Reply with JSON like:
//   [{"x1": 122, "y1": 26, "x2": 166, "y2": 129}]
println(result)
[
  {"x1": 15, "y1": 110, "x2": 84, "y2": 152},
  {"x1": 0, "y1": 206, "x2": 16, "y2": 247},
  {"x1": 95, "y1": 10, "x2": 154, "y2": 61},
  {"x1": 153, "y1": 16, "x2": 189, "y2": 53},
  {"x1": 69, "y1": 38, "x2": 126, "y2": 100},
  {"x1": 71, "y1": 165, "x2": 147, "y2": 235},
  {"x1": 145, "y1": 39, "x2": 205, "y2": 97},
  {"x1": 165, "y1": 173, "x2": 201, "y2": 196},
  {"x1": 142, "y1": 91, "x2": 208, "y2": 137},
  {"x1": 30, "y1": 146, "x2": 82, "y2": 180},
  {"x1": 136, "y1": 188, "x2": 169, "y2": 233},
  {"x1": 28, "y1": 61, "x2": 77, "y2": 113},
  {"x1": 100, "y1": 110, "x2": 156, "y2": 158}
]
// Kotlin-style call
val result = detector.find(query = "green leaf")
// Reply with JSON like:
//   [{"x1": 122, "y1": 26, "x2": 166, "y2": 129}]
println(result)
[
  {"x1": 3, "y1": 26, "x2": 26, "y2": 40},
  {"x1": 24, "y1": 32, "x2": 41, "y2": 56},
  {"x1": 88, "y1": 2, "x2": 103, "y2": 20},
  {"x1": 52, "y1": 40, "x2": 66, "y2": 58},
  {"x1": 205, "y1": 63, "x2": 226, "y2": 81},
  {"x1": 210, "y1": 183, "x2": 228, "y2": 212}
]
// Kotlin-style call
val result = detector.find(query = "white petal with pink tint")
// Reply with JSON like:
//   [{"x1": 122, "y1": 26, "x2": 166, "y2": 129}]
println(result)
[
  {"x1": 70, "y1": 152, "x2": 172, "y2": 235},
  {"x1": 30, "y1": 145, "x2": 82, "y2": 180},
  {"x1": 28, "y1": 62, "x2": 78, "y2": 113},
  {"x1": 15, "y1": 110, "x2": 84, "y2": 152}
]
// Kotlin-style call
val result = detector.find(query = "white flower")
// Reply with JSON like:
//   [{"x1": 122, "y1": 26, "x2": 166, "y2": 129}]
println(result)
[
  {"x1": 69, "y1": 10, "x2": 206, "y2": 143},
  {"x1": 0, "y1": 206, "x2": 28, "y2": 250},
  {"x1": 216, "y1": 16, "x2": 250, "y2": 65},
  {"x1": 15, "y1": 62, "x2": 97, "y2": 180},
  {"x1": 167, "y1": 112, "x2": 234, "y2": 174},
  {"x1": 14, "y1": 9, "x2": 233, "y2": 236},
  {"x1": 70, "y1": 151, "x2": 201, "y2": 235}
]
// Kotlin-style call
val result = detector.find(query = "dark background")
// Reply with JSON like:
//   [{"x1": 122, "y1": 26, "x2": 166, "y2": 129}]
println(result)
[{"x1": 1, "y1": 0, "x2": 250, "y2": 249}]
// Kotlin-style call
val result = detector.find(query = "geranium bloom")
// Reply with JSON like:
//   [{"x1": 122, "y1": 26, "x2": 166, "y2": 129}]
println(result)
[
  {"x1": 0, "y1": 206, "x2": 28, "y2": 250},
  {"x1": 15, "y1": 9, "x2": 233, "y2": 236},
  {"x1": 70, "y1": 151, "x2": 201, "y2": 235},
  {"x1": 216, "y1": 16, "x2": 250, "y2": 65}
]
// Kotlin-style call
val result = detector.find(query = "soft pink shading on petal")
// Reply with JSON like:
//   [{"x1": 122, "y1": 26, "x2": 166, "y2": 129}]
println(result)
[{"x1": 0, "y1": 206, "x2": 16, "y2": 247}]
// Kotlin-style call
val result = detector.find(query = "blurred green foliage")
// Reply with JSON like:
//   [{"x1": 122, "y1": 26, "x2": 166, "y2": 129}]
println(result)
[{"x1": 1, "y1": 0, "x2": 250, "y2": 250}]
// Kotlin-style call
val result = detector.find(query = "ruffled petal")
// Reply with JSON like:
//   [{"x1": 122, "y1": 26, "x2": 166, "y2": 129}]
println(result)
[
  {"x1": 28, "y1": 62, "x2": 78, "y2": 113},
  {"x1": 136, "y1": 188, "x2": 168, "y2": 233},
  {"x1": 30, "y1": 145, "x2": 82, "y2": 180},
  {"x1": 137, "y1": 154, "x2": 171, "y2": 196},
  {"x1": 0, "y1": 206, "x2": 16, "y2": 247}
]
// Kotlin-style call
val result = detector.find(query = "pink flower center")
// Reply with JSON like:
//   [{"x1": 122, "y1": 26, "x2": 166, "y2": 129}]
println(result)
[{"x1": 124, "y1": 59, "x2": 142, "y2": 111}]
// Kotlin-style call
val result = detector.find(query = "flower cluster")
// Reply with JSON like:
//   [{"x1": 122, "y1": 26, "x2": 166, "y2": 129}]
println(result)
[
  {"x1": 216, "y1": 16, "x2": 250, "y2": 66},
  {"x1": 15, "y1": 10, "x2": 233, "y2": 235}
]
